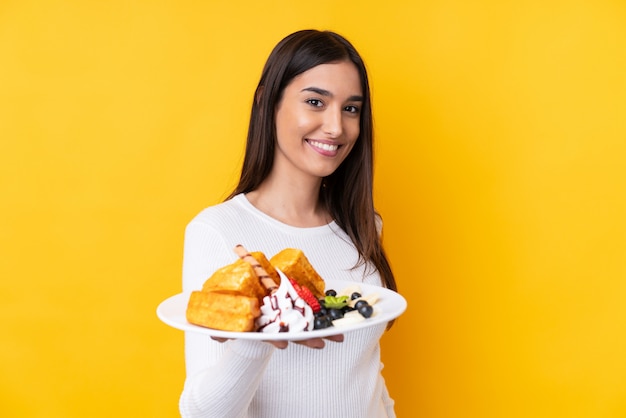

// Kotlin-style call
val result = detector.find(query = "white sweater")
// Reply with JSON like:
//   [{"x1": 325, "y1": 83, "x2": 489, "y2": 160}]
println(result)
[{"x1": 179, "y1": 194, "x2": 396, "y2": 418}]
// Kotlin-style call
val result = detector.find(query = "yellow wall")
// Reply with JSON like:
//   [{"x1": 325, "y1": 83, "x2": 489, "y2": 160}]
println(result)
[{"x1": 1, "y1": 1, "x2": 625, "y2": 417}]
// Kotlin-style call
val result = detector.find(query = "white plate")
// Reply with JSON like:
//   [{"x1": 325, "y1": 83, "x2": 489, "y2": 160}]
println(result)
[{"x1": 156, "y1": 279, "x2": 407, "y2": 341}]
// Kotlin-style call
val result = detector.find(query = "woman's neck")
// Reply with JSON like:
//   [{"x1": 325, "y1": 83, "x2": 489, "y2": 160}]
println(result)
[{"x1": 245, "y1": 175, "x2": 330, "y2": 227}]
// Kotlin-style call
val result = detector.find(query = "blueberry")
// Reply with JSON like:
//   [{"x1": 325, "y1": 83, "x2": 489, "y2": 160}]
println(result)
[
  {"x1": 328, "y1": 308, "x2": 344, "y2": 320},
  {"x1": 325, "y1": 289, "x2": 337, "y2": 297},
  {"x1": 314, "y1": 315, "x2": 333, "y2": 329},
  {"x1": 354, "y1": 300, "x2": 369, "y2": 310},
  {"x1": 358, "y1": 304, "x2": 374, "y2": 318},
  {"x1": 350, "y1": 292, "x2": 362, "y2": 300}
]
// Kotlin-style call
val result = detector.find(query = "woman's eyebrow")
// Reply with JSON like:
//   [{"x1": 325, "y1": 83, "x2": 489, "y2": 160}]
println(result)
[{"x1": 301, "y1": 86, "x2": 363, "y2": 102}]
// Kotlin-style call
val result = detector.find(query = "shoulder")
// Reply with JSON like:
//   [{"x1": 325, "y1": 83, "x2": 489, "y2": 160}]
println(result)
[
  {"x1": 183, "y1": 194, "x2": 269, "y2": 254},
  {"x1": 187, "y1": 195, "x2": 246, "y2": 230}
]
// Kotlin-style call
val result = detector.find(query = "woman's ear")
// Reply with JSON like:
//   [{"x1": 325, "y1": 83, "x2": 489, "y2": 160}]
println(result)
[{"x1": 255, "y1": 86, "x2": 264, "y2": 105}]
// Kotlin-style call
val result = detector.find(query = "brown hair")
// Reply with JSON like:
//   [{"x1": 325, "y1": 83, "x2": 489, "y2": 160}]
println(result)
[{"x1": 228, "y1": 29, "x2": 396, "y2": 294}]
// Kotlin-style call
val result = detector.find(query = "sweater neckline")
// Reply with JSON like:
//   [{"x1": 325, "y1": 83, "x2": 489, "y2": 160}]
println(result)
[{"x1": 233, "y1": 193, "x2": 340, "y2": 234}]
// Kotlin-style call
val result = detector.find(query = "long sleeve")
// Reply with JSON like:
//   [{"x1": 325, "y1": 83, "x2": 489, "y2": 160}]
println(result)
[{"x1": 179, "y1": 220, "x2": 276, "y2": 417}]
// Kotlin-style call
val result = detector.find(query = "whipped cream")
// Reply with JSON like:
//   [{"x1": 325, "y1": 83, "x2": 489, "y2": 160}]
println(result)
[{"x1": 256, "y1": 269, "x2": 314, "y2": 333}]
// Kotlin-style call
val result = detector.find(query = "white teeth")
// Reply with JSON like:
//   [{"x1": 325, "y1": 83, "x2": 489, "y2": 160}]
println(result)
[{"x1": 309, "y1": 140, "x2": 338, "y2": 152}]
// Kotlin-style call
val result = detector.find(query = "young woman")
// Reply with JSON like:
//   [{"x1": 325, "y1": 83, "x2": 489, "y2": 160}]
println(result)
[{"x1": 179, "y1": 29, "x2": 397, "y2": 418}]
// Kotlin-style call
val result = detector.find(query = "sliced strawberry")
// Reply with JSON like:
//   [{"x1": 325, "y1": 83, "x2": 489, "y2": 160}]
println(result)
[
  {"x1": 289, "y1": 278, "x2": 321, "y2": 312},
  {"x1": 299, "y1": 286, "x2": 322, "y2": 313}
]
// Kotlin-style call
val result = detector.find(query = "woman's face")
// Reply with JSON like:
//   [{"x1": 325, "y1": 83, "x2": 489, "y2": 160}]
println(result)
[{"x1": 273, "y1": 60, "x2": 362, "y2": 181}]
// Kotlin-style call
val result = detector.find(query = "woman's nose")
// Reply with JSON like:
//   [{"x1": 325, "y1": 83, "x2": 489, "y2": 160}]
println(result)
[{"x1": 322, "y1": 108, "x2": 343, "y2": 138}]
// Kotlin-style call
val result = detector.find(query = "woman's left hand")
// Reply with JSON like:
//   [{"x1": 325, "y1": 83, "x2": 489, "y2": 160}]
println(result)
[{"x1": 269, "y1": 333, "x2": 344, "y2": 349}]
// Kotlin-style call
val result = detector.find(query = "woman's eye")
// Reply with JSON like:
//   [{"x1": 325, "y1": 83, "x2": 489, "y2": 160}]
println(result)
[
  {"x1": 344, "y1": 105, "x2": 360, "y2": 114},
  {"x1": 306, "y1": 99, "x2": 324, "y2": 107}
]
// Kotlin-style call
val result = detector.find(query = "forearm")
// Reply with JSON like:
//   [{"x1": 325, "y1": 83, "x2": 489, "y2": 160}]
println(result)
[{"x1": 180, "y1": 339, "x2": 275, "y2": 418}]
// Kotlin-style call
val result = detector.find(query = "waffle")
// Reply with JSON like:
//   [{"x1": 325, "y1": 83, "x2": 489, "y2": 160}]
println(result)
[
  {"x1": 186, "y1": 290, "x2": 260, "y2": 332},
  {"x1": 270, "y1": 248, "x2": 325, "y2": 298},
  {"x1": 201, "y1": 258, "x2": 266, "y2": 301}
]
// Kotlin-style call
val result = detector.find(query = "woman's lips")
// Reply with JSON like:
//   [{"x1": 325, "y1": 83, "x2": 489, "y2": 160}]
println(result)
[{"x1": 307, "y1": 139, "x2": 340, "y2": 155}]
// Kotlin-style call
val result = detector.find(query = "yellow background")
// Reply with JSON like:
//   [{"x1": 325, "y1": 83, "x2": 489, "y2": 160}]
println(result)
[{"x1": 1, "y1": 1, "x2": 625, "y2": 417}]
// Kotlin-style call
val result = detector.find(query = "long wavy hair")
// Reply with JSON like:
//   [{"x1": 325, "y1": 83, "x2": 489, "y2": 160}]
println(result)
[{"x1": 228, "y1": 30, "x2": 396, "y2": 294}]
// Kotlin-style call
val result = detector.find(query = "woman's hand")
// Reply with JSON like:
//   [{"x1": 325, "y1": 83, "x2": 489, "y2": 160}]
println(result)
[{"x1": 270, "y1": 333, "x2": 344, "y2": 349}]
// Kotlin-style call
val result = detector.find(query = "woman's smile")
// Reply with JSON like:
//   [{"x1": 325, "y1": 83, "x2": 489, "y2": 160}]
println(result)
[{"x1": 306, "y1": 139, "x2": 340, "y2": 156}]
